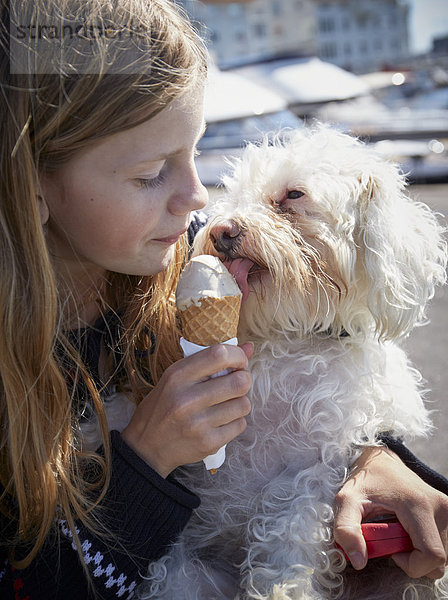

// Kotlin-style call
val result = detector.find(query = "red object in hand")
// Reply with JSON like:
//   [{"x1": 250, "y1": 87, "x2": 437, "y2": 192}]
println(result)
[
  {"x1": 337, "y1": 521, "x2": 414, "y2": 562},
  {"x1": 361, "y1": 521, "x2": 414, "y2": 559}
]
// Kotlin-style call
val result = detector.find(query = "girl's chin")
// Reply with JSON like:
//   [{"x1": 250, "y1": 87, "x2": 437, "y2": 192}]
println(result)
[
  {"x1": 108, "y1": 245, "x2": 176, "y2": 277},
  {"x1": 140, "y1": 245, "x2": 175, "y2": 276}
]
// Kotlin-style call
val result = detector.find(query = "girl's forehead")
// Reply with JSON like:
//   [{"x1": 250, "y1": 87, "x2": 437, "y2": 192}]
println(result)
[{"x1": 68, "y1": 85, "x2": 206, "y2": 172}]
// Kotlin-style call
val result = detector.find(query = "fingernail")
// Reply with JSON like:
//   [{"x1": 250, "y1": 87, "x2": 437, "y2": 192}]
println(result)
[{"x1": 348, "y1": 552, "x2": 365, "y2": 570}]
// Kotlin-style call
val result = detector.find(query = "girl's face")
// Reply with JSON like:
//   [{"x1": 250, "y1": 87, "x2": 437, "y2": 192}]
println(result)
[{"x1": 40, "y1": 85, "x2": 208, "y2": 282}]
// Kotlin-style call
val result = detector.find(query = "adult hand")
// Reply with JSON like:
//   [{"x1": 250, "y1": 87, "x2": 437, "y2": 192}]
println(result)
[
  {"x1": 121, "y1": 342, "x2": 253, "y2": 478},
  {"x1": 333, "y1": 446, "x2": 448, "y2": 579}
]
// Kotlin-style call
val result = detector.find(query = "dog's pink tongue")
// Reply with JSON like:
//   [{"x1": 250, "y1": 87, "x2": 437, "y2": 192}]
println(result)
[{"x1": 224, "y1": 258, "x2": 254, "y2": 302}]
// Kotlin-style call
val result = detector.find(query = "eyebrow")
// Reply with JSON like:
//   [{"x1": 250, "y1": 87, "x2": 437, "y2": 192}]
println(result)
[{"x1": 126, "y1": 121, "x2": 207, "y2": 171}]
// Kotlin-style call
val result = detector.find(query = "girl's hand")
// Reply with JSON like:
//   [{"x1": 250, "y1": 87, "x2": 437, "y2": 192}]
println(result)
[
  {"x1": 333, "y1": 446, "x2": 448, "y2": 578},
  {"x1": 121, "y1": 343, "x2": 253, "y2": 477}
]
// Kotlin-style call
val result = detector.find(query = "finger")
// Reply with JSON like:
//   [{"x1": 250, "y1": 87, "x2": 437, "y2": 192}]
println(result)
[
  {"x1": 333, "y1": 489, "x2": 368, "y2": 570},
  {"x1": 208, "y1": 395, "x2": 251, "y2": 427},
  {"x1": 198, "y1": 369, "x2": 252, "y2": 408},
  {"x1": 426, "y1": 566, "x2": 448, "y2": 580},
  {"x1": 392, "y1": 549, "x2": 446, "y2": 579},
  {"x1": 176, "y1": 344, "x2": 250, "y2": 381},
  {"x1": 392, "y1": 511, "x2": 447, "y2": 578},
  {"x1": 208, "y1": 416, "x2": 248, "y2": 451}
]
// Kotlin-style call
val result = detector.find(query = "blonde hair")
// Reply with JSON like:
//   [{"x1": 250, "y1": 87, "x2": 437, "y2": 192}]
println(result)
[{"x1": 0, "y1": 0, "x2": 206, "y2": 577}]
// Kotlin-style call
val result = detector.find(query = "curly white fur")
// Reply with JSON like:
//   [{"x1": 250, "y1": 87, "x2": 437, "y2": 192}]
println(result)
[{"x1": 136, "y1": 126, "x2": 448, "y2": 600}]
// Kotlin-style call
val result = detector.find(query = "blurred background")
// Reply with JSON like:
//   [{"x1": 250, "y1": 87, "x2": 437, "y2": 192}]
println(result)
[
  {"x1": 178, "y1": 0, "x2": 448, "y2": 187},
  {"x1": 180, "y1": 0, "x2": 448, "y2": 476}
]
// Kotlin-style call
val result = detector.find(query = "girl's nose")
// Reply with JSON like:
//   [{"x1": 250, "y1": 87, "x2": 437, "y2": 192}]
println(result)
[{"x1": 168, "y1": 164, "x2": 208, "y2": 216}]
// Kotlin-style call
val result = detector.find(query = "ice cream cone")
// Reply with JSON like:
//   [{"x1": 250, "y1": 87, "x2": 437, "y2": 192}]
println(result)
[
  {"x1": 178, "y1": 295, "x2": 241, "y2": 346},
  {"x1": 176, "y1": 255, "x2": 243, "y2": 474}
]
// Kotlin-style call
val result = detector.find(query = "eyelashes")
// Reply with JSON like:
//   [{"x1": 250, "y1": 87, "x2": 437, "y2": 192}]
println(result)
[
  {"x1": 135, "y1": 147, "x2": 200, "y2": 191},
  {"x1": 136, "y1": 172, "x2": 166, "y2": 190}
]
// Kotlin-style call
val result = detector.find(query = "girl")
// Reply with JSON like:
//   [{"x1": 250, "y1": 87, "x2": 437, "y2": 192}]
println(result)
[{"x1": 0, "y1": 0, "x2": 446, "y2": 598}]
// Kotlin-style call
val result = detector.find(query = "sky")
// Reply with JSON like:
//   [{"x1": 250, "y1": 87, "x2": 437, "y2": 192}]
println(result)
[{"x1": 409, "y1": 0, "x2": 448, "y2": 53}]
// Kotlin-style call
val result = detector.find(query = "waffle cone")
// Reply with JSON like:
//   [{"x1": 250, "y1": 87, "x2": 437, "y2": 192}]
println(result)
[{"x1": 179, "y1": 295, "x2": 241, "y2": 345}]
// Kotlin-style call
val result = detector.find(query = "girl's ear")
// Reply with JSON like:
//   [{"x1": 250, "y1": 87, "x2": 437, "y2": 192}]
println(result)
[{"x1": 37, "y1": 194, "x2": 49, "y2": 226}]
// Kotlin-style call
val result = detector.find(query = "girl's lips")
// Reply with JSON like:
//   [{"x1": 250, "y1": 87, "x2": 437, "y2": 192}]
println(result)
[{"x1": 154, "y1": 228, "x2": 188, "y2": 244}]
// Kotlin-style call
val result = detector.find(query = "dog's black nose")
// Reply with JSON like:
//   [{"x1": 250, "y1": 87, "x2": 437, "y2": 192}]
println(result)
[{"x1": 209, "y1": 221, "x2": 242, "y2": 256}]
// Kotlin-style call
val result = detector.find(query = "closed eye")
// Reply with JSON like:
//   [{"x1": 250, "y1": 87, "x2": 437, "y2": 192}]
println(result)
[{"x1": 136, "y1": 172, "x2": 166, "y2": 190}]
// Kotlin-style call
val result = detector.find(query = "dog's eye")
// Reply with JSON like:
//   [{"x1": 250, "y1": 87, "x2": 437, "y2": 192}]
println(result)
[{"x1": 287, "y1": 190, "x2": 304, "y2": 200}]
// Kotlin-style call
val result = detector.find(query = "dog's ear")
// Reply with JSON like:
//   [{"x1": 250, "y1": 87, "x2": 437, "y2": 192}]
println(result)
[{"x1": 356, "y1": 162, "x2": 446, "y2": 340}]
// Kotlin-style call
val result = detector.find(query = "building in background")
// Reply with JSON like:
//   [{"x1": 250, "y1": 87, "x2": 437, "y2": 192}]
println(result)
[
  {"x1": 180, "y1": 0, "x2": 411, "y2": 73},
  {"x1": 316, "y1": 0, "x2": 410, "y2": 72},
  {"x1": 180, "y1": 0, "x2": 317, "y2": 68},
  {"x1": 433, "y1": 34, "x2": 448, "y2": 56}
]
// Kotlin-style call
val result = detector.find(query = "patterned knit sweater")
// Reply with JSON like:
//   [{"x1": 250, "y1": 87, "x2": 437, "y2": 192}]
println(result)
[{"x1": 0, "y1": 431, "x2": 200, "y2": 599}]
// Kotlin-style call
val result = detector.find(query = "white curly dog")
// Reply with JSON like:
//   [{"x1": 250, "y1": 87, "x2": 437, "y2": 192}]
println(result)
[{"x1": 135, "y1": 126, "x2": 448, "y2": 599}]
